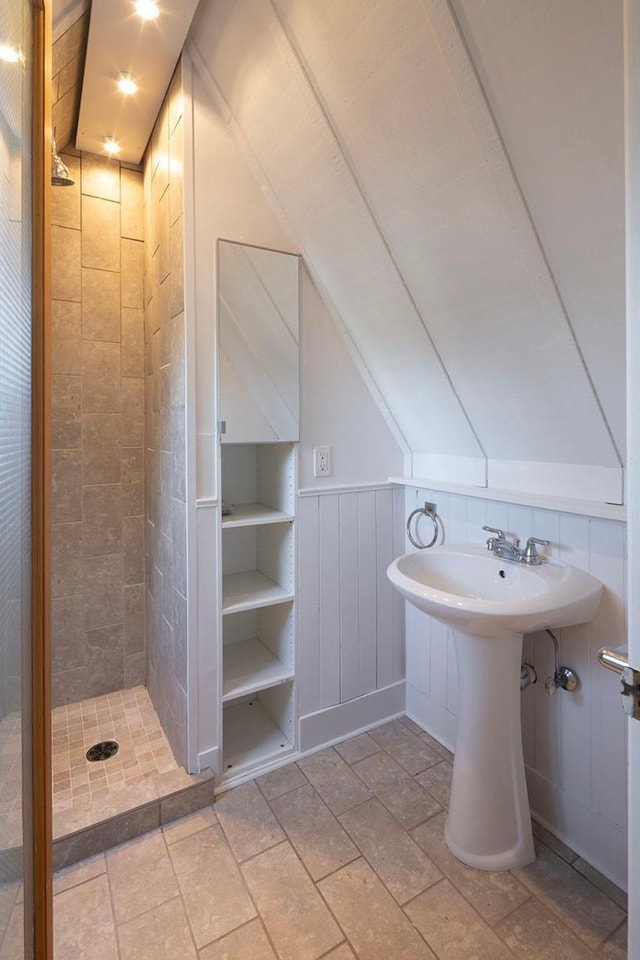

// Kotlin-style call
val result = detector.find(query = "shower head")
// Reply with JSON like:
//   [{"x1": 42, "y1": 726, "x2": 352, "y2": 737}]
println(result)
[{"x1": 51, "y1": 134, "x2": 74, "y2": 187}]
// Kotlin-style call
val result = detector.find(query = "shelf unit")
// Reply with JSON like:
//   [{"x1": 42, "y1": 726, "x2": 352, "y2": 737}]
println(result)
[{"x1": 220, "y1": 443, "x2": 296, "y2": 779}]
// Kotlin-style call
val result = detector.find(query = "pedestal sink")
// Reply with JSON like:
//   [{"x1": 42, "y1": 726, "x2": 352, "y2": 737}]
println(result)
[{"x1": 387, "y1": 543, "x2": 602, "y2": 871}]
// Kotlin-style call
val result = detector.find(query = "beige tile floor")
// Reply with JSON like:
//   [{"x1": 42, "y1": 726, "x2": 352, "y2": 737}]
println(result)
[{"x1": 4, "y1": 716, "x2": 628, "y2": 960}]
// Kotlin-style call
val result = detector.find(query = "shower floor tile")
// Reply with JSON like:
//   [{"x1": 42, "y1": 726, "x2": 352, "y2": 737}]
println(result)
[{"x1": 51, "y1": 686, "x2": 181, "y2": 838}]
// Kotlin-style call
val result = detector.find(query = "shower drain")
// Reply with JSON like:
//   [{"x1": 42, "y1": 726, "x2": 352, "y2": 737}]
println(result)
[{"x1": 86, "y1": 740, "x2": 119, "y2": 762}]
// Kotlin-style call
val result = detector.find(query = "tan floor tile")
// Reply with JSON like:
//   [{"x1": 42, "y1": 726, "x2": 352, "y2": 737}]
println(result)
[
  {"x1": 339, "y1": 797, "x2": 441, "y2": 905},
  {"x1": 368, "y1": 719, "x2": 440, "y2": 775},
  {"x1": 416, "y1": 760, "x2": 452, "y2": 808},
  {"x1": 53, "y1": 874, "x2": 119, "y2": 960},
  {"x1": 515, "y1": 841, "x2": 626, "y2": 950},
  {"x1": 572, "y1": 858, "x2": 627, "y2": 911},
  {"x1": 53, "y1": 852, "x2": 106, "y2": 895},
  {"x1": 323, "y1": 947, "x2": 356, "y2": 959},
  {"x1": 256, "y1": 763, "x2": 308, "y2": 800},
  {"x1": 198, "y1": 918, "x2": 277, "y2": 960},
  {"x1": 298, "y1": 749, "x2": 372, "y2": 815},
  {"x1": 398, "y1": 715, "x2": 424, "y2": 736},
  {"x1": 532, "y1": 820, "x2": 579, "y2": 864},
  {"x1": 117, "y1": 896, "x2": 197, "y2": 960},
  {"x1": 599, "y1": 921, "x2": 627, "y2": 958},
  {"x1": 163, "y1": 806, "x2": 217, "y2": 845},
  {"x1": 106, "y1": 830, "x2": 178, "y2": 925},
  {"x1": 334, "y1": 733, "x2": 380, "y2": 765},
  {"x1": 169, "y1": 825, "x2": 256, "y2": 948},
  {"x1": 405, "y1": 878, "x2": 516, "y2": 960},
  {"x1": 241, "y1": 842, "x2": 342, "y2": 960},
  {"x1": 412, "y1": 811, "x2": 530, "y2": 926},
  {"x1": 352, "y1": 751, "x2": 440, "y2": 830},
  {"x1": 419, "y1": 731, "x2": 454, "y2": 762},
  {"x1": 270, "y1": 784, "x2": 359, "y2": 880},
  {"x1": 319, "y1": 858, "x2": 436, "y2": 960},
  {"x1": 215, "y1": 781, "x2": 285, "y2": 863},
  {"x1": 495, "y1": 896, "x2": 597, "y2": 959},
  {"x1": 0, "y1": 903, "x2": 23, "y2": 960}
]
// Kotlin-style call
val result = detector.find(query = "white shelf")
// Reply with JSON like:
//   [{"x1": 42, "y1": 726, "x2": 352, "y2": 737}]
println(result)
[
  {"x1": 223, "y1": 698, "x2": 294, "y2": 776},
  {"x1": 222, "y1": 571, "x2": 295, "y2": 615},
  {"x1": 222, "y1": 503, "x2": 294, "y2": 528},
  {"x1": 223, "y1": 639, "x2": 293, "y2": 701}
]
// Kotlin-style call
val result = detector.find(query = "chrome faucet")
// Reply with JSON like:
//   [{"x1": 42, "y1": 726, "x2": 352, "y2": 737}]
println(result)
[{"x1": 482, "y1": 527, "x2": 550, "y2": 565}]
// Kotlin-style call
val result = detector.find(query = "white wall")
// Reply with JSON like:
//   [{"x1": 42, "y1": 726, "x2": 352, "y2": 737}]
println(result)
[
  {"x1": 404, "y1": 485, "x2": 627, "y2": 889},
  {"x1": 187, "y1": 0, "x2": 625, "y2": 502}
]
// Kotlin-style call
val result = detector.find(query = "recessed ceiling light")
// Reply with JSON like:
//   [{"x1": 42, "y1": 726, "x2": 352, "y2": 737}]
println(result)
[
  {"x1": 0, "y1": 44, "x2": 21, "y2": 63},
  {"x1": 117, "y1": 75, "x2": 138, "y2": 95},
  {"x1": 104, "y1": 138, "x2": 121, "y2": 155},
  {"x1": 134, "y1": 0, "x2": 159, "y2": 19}
]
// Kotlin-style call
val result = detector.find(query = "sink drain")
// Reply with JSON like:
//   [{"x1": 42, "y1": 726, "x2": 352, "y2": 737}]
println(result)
[{"x1": 86, "y1": 740, "x2": 119, "y2": 762}]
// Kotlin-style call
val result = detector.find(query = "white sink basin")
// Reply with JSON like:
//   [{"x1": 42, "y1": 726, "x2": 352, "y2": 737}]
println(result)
[
  {"x1": 387, "y1": 542, "x2": 603, "y2": 872},
  {"x1": 387, "y1": 543, "x2": 602, "y2": 638}
]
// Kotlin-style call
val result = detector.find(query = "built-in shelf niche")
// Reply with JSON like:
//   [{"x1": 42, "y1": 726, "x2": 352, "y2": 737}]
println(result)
[
  {"x1": 223, "y1": 604, "x2": 294, "y2": 702},
  {"x1": 222, "y1": 523, "x2": 294, "y2": 614},
  {"x1": 221, "y1": 442, "x2": 295, "y2": 518},
  {"x1": 222, "y1": 682, "x2": 295, "y2": 776}
]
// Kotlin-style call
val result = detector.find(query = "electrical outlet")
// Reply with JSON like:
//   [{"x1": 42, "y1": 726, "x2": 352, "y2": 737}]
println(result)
[{"x1": 313, "y1": 445, "x2": 331, "y2": 477}]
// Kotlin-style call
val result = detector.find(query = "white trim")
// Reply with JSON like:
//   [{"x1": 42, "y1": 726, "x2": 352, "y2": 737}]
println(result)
[
  {"x1": 298, "y1": 482, "x2": 393, "y2": 498},
  {"x1": 183, "y1": 51, "x2": 201, "y2": 775},
  {"x1": 390, "y1": 477, "x2": 627, "y2": 523},
  {"x1": 196, "y1": 497, "x2": 218, "y2": 509},
  {"x1": 298, "y1": 681, "x2": 405, "y2": 753},
  {"x1": 197, "y1": 746, "x2": 219, "y2": 774},
  {"x1": 526, "y1": 767, "x2": 627, "y2": 893},
  {"x1": 412, "y1": 454, "x2": 486, "y2": 488},
  {"x1": 405, "y1": 683, "x2": 457, "y2": 753},
  {"x1": 624, "y1": 0, "x2": 640, "y2": 946},
  {"x1": 487, "y1": 460, "x2": 623, "y2": 507}
]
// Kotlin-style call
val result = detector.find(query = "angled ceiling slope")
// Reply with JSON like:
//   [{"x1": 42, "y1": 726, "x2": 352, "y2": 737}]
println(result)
[{"x1": 76, "y1": 0, "x2": 199, "y2": 164}]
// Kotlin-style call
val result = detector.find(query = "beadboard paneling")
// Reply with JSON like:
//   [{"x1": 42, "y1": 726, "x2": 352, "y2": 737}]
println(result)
[
  {"x1": 403, "y1": 485, "x2": 627, "y2": 887},
  {"x1": 297, "y1": 486, "x2": 404, "y2": 716}
]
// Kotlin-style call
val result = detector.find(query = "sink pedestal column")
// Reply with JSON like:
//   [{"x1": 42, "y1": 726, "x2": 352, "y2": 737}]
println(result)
[{"x1": 445, "y1": 628, "x2": 535, "y2": 871}]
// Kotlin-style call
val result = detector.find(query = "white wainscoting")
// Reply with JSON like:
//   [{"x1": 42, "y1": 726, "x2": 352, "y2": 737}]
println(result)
[
  {"x1": 297, "y1": 485, "x2": 405, "y2": 718},
  {"x1": 403, "y1": 485, "x2": 628, "y2": 890}
]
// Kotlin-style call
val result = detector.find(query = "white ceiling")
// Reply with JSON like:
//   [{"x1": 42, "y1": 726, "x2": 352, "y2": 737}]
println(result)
[{"x1": 74, "y1": 0, "x2": 199, "y2": 164}]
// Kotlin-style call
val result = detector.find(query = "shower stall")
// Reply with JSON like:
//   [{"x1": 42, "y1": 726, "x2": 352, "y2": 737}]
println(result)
[{"x1": 48, "y1": 59, "x2": 207, "y2": 860}]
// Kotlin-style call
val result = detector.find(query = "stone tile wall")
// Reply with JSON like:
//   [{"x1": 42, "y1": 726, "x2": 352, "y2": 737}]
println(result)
[
  {"x1": 143, "y1": 66, "x2": 188, "y2": 766},
  {"x1": 51, "y1": 152, "x2": 146, "y2": 707}
]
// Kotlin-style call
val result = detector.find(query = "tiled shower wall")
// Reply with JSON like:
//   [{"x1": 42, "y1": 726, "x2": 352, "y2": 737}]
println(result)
[
  {"x1": 51, "y1": 153, "x2": 146, "y2": 708},
  {"x1": 143, "y1": 67, "x2": 188, "y2": 766}
]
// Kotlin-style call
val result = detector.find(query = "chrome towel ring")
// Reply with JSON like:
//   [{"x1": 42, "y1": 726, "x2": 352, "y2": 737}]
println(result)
[{"x1": 406, "y1": 501, "x2": 442, "y2": 549}]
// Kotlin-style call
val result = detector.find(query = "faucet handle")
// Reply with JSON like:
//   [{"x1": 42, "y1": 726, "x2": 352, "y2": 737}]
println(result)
[
  {"x1": 523, "y1": 537, "x2": 550, "y2": 564},
  {"x1": 482, "y1": 525, "x2": 520, "y2": 545},
  {"x1": 482, "y1": 525, "x2": 506, "y2": 539}
]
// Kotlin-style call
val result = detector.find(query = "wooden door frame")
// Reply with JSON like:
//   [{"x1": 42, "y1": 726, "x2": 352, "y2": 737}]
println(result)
[{"x1": 31, "y1": 0, "x2": 52, "y2": 957}]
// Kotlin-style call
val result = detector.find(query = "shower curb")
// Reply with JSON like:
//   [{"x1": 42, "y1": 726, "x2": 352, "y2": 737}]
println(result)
[{"x1": 52, "y1": 770, "x2": 215, "y2": 871}]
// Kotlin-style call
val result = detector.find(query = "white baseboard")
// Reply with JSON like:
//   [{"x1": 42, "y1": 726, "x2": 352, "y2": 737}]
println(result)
[
  {"x1": 526, "y1": 767, "x2": 627, "y2": 892},
  {"x1": 405, "y1": 683, "x2": 457, "y2": 752},
  {"x1": 197, "y1": 746, "x2": 219, "y2": 774},
  {"x1": 299, "y1": 682, "x2": 405, "y2": 753}
]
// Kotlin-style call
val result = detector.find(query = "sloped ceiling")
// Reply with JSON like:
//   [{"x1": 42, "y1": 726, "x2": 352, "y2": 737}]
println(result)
[{"x1": 187, "y1": 0, "x2": 625, "y2": 501}]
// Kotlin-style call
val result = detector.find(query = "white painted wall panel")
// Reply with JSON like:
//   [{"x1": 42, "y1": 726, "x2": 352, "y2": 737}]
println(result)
[
  {"x1": 297, "y1": 487, "x2": 404, "y2": 716},
  {"x1": 403, "y1": 485, "x2": 627, "y2": 887},
  {"x1": 273, "y1": 0, "x2": 619, "y2": 469},
  {"x1": 452, "y1": 0, "x2": 626, "y2": 457},
  {"x1": 297, "y1": 494, "x2": 320, "y2": 715},
  {"x1": 190, "y1": 0, "x2": 485, "y2": 461}
]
